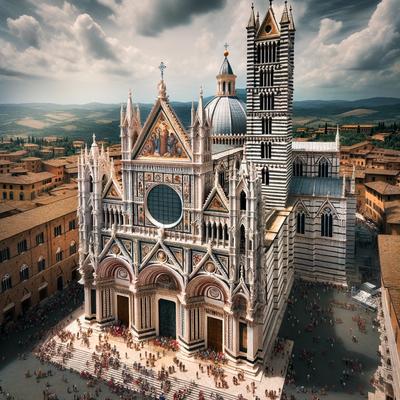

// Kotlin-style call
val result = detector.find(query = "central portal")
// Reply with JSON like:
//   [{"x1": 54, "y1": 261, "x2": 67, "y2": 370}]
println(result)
[
  {"x1": 207, "y1": 316, "x2": 223, "y2": 352},
  {"x1": 117, "y1": 295, "x2": 129, "y2": 327},
  {"x1": 158, "y1": 299, "x2": 176, "y2": 338}
]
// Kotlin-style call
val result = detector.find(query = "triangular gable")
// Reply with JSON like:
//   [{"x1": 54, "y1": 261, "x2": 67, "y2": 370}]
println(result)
[
  {"x1": 133, "y1": 100, "x2": 192, "y2": 162},
  {"x1": 104, "y1": 182, "x2": 122, "y2": 200},
  {"x1": 203, "y1": 185, "x2": 229, "y2": 213},
  {"x1": 256, "y1": 8, "x2": 280, "y2": 40}
]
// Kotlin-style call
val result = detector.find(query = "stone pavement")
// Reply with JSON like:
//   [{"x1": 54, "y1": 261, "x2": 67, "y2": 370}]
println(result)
[{"x1": 38, "y1": 309, "x2": 293, "y2": 400}]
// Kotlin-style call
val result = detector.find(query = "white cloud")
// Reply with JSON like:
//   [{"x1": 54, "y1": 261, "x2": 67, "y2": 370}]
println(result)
[
  {"x1": 296, "y1": 0, "x2": 400, "y2": 96},
  {"x1": 7, "y1": 15, "x2": 42, "y2": 48}
]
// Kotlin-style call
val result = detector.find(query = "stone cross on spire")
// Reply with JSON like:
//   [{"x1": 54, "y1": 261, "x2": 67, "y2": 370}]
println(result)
[
  {"x1": 224, "y1": 42, "x2": 229, "y2": 52},
  {"x1": 159, "y1": 61, "x2": 166, "y2": 81}
]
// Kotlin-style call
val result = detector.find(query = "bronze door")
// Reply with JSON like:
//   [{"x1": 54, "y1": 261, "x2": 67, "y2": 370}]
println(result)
[
  {"x1": 158, "y1": 299, "x2": 176, "y2": 338},
  {"x1": 117, "y1": 295, "x2": 129, "y2": 327},
  {"x1": 207, "y1": 316, "x2": 223, "y2": 352}
]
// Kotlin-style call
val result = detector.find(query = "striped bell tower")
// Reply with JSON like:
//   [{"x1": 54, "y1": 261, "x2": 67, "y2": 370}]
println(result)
[{"x1": 245, "y1": 1, "x2": 295, "y2": 210}]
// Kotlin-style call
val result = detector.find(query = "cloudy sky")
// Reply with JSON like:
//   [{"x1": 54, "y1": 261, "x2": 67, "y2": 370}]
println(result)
[{"x1": 0, "y1": 0, "x2": 399, "y2": 104}]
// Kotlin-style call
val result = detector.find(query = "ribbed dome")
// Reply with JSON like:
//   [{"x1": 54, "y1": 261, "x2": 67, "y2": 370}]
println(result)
[
  {"x1": 205, "y1": 96, "x2": 246, "y2": 135},
  {"x1": 219, "y1": 57, "x2": 234, "y2": 75}
]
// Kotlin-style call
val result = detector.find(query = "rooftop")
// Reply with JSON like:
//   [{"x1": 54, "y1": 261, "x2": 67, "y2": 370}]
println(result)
[
  {"x1": 290, "y1": 176, "x2": 344, "y2": 198},
  {"x1": 378, "y1": 235, "x2": 400, "y2": 324},
  {"x1": 0, "y1": 159, "x2": 12, "y2": 165},
  {"x1": 0, "y1": 196, "x2": 77, "y2": 241},
  {"x1": 21, "y1": 157, "x2": 42, "y2": 162},
  {"x1": 0, "y1": 171, "x2": 54, "y2": 184},
  {"x1": 364, "y1": 168, "x2": 399, "y2": 176},
  {"x1": 42, "y1": 159, "x2": 68, "y2": 167},
  {"x1": 364, "y1": 181, "x2": 400, "y2": 196},
  {"x1": 292, "y1": 141, "x2": 338, "y2": 152}
]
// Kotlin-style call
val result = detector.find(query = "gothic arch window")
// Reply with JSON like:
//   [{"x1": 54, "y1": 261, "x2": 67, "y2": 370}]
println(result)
[
  {"x1": 293, "y1": 159, "x2": 303, "y2": 177},
  {"x1": 224, "y1": 224, "x2": 229, "y2": 241},
  {"x1": 89, "y1": 175, "x2": 94, "y2": 192},
  {"x1": 262, "y1": 117, "x2": 272, "y2": 135},
  {"x1": 239, "y1": 225, "x2": 246, "y2": 254},
  {"x1": 260, "y1": 93, "x2": 265, "y2": 110},
  {"x1": 20, "y1": 264, "x2": 29, "y2": 282},
  {"x1": 261, "y1": 142, "x2": 265, "y2": 158},
  {"x1": 240, "y1": 191, "x2": 246, "y2": 211},
  {"x1": 228, "y1": 82, "x2": 232, "y2": 94},
  {"x1": 296, "y1": 212, "x2": 305, "y2": 234},
  {"x1": 262, "y1": 167, "x2": 269, "y2": 185},
  {"x1": 1, "y1": 274, "x2": 12, "y2": 292},
  {"x1": 320, "y1": 209, "x2": 333, "y2": 237},
  {"x1": 218, "y1": 170, "x2": 225, "y2": 187},
  {"x1": 318, "y1": 159, "x2": 330, "y2": 178},
  {"x1": 267, "y1": 142, "x2": 272, "y2": 158},
  {"x1": 70, "y1": 241, "x2": 77, "y2": 255}
]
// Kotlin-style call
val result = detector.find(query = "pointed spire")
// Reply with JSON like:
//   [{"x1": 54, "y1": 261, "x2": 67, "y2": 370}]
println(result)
[
  {"x1": 336, "y1": 124, "x2": 340, "y2": 151},
  {"x1": 191, "y1": 100, "x2": 196, "y2": 126},
  {"x1": 91, "y1": 133, "x2": 99, "y2": 157},
  {"x1": 157, "y1": 61, "x2": 168, "y2": 101},
  {"x1": 280, "y1": 1, "x2": 290, "y2": 24},
  {"x1": 247, "y1": 3, "x2": 256, "y2": 29},
  {"x1": 120, "y1": 103, "x2": 125, "y2": 126},
  {"x1": 342, "y1": 174, "x2": 346, "y2": 197},
  {"x1": 197, "y1": 86, "x2": 205, "y2": 125},
  {"x1": 256, "y1": 11, "x2": 260, "y2": 29},
  {"x1": 125, "y1": 89, "x2": 134, "y2": 127},
  {"x1": 289, "y1": 4, "x2": 295, "y2": 31}
]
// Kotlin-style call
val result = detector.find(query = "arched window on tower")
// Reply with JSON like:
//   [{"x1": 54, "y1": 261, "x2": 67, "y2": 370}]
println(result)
[
  {"x1": 318, "y1": 159, "x2": 330, "y2": 177},
  {"x1": 267, "y1": 142, "x2": 272, "y2": 158},
  {"x1": 262, "y1": 167, "x2": 269, "y2": 185},
  {"x1": 222, "y1": 81, "x2": 226, "y2": 94},
  {"x1": 293, "y1": 159, "x2": 303, "y2": 177},
  {"x1": 296, "y1": 212, "x2": 305, "y2": 234},
  {"x1": 320, "y1": 209, "x2": 333, "y2": 237},
  {"x1": 240, "y1": 191, "x2": 246, "y2": 211},
  {"x1": 218, "y1": 170, "x2": 225, "y2": 188},
  {"x1": 261, "y1": 142, "x2": 265, "y2": 158},
  {"x1": 260, "y1": 93, "x2": 265, "y2": 110},
  {"x1": 89, "y1": 175, "x2": 93, "y2": 192},
  {"x1": 239, "y1": 225, "x2": 246, "y2": 254}
]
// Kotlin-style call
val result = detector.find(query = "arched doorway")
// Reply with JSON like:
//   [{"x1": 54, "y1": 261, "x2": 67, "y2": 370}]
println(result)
[
  {"x1": 186, "y1": 275, "x2": 229, "y2": 353},
  {"x1": 137, "y1": 264, "x2": 183, "y2": 339}
]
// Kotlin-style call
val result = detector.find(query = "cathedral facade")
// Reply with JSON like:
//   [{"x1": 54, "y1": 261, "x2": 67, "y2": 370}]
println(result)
[{"x1": 78, "y1": 2, "x2": 356, "y2": 369}]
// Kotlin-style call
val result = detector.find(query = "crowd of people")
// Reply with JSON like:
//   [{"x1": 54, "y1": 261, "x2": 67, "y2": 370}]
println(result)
[{"x1": 280, "y1": 280, "x2": 379, "y2": 400}]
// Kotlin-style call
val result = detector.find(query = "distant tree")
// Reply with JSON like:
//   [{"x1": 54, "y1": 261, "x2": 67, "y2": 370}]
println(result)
[
  {"x1": 357, "y1": 125, "x2": 361, "y2": 134},
  {"x1": 324, "y1": 122, "x2": 328, "y2": 135}
]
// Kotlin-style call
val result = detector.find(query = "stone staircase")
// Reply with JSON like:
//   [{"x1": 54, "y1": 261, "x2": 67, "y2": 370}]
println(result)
[{"x1": 52, "y1": 343, "x2": 238, "y2": 400}]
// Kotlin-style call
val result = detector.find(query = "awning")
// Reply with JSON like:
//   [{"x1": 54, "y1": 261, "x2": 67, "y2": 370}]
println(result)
[
  {"x1": 38, "y1": 282, "x2": 48, "y2": 290},
  {"x1": 21, "y1": 292, "x2": 31, "y2": 301}
]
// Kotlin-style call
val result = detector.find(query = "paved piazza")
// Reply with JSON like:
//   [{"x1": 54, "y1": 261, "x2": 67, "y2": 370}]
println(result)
[{"x1": 33, "y1": 309, "x2": 292, "y2": 400}]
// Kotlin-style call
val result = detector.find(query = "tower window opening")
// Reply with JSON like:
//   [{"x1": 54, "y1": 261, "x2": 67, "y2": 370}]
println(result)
[
  {"x1": 262, "y1": 167, "x2": 269, "y2": 185},
  {"x1": 321, "y1": 211, "x2": 333, "y2": 237},
  {"x1": 293, "y1": 160, "x2": 303, "y2": 177},
  {"x1": 239, "y1": 225, "x2": 246, "y2": 254},
  {"x1": 318, "y1": 160, "x2": 330, "y2": 177},
  {"x1": 296, "y1": 212, "x2": 305, "y2": 234},
  {"x1": 240, "y1": 191, "x2": 246, "y2": 210}
]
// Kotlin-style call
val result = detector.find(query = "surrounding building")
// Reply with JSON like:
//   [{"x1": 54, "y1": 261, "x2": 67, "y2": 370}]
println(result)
[
  {"x1": 365, "y1": 182, "x2": 400, "y2": 229},
  {"x1": 0, "y1": 195, "x2": 79, "y2": 325},
  {"x1": 374, "y1": 235, "x2": 400, "y2": 400},
  {"x1": 0, "y1": 169, "x2": 56, "y2": 201},
  {"x1": 78, "y1": 1, "x2": 357, "y2": 371}
]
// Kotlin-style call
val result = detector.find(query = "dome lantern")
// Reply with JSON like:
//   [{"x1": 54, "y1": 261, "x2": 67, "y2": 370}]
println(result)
[{"x1": 216, "y1": 44, "x2": 236, "y2": 97}]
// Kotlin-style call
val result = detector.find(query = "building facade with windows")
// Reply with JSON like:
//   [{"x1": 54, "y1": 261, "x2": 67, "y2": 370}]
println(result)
[
  {"x1": 0, "y1": 196, "x2": 79, "y2": 325},
  {"x1": 78, "y1": 2, "x2": 356, "y2": 371}
]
